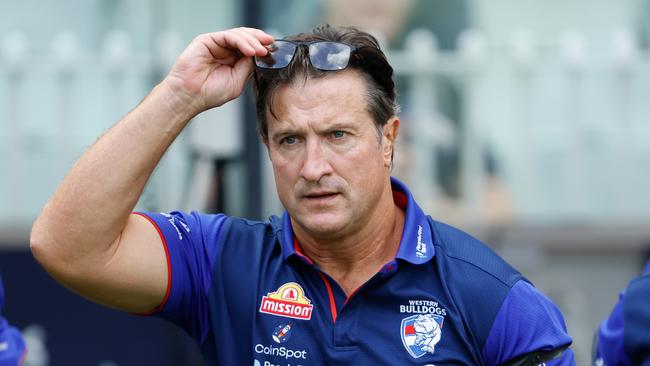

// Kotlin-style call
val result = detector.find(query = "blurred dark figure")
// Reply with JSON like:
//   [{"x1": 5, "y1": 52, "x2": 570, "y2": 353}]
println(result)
[
  {"x1": 0, "y1": 274, "x2": 26, "y2": 366},
  {"x1": 594, "y1": 259, "x2": 650, "y2": 366}
]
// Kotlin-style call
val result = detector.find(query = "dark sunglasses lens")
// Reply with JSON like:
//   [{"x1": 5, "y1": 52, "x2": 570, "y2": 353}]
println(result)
[
  {"x1": 255, "y1": 41, "x2": 296, "y2": 69},
  {"x1": 308, "y1": 42, "x2": 352, "y2": 70}
]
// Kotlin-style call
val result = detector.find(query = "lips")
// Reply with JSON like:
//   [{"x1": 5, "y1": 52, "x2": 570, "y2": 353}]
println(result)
[{"x1": 302, "y1": 191, "x2": 339, "y2": 200}]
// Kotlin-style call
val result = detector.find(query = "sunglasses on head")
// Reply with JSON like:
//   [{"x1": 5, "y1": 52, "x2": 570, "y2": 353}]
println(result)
[{"x1": 254, "y1": 40, "x2": 356, "y2": 71}]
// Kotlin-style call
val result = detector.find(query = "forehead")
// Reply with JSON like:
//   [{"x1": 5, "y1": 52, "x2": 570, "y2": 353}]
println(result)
[{"x1": 267, "y1": 69, "x2": 372, "y2": 128}]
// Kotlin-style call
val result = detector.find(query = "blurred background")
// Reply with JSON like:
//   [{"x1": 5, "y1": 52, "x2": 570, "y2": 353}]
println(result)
[{"x1": 1, "y1": 0, "x2": 650, "y2": 364}]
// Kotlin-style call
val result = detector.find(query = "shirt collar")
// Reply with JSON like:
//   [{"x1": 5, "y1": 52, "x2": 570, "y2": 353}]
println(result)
[{"x1": 280, "y1": 176, "x2": 435, "y2": 265}]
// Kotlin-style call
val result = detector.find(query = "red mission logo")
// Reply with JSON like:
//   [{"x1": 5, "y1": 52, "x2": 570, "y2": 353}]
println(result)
[{"x1": 259, "y1": 282, "x2": 314, "y2": 320}]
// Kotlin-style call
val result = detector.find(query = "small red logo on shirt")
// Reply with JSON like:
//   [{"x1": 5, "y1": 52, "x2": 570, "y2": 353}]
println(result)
[{"x1": 259, "y1": 282, "x2": 314, "y2": 320}]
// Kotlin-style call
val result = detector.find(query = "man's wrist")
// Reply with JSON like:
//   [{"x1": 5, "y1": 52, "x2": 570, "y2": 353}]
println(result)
[{"x1": 153, "y1": 79, "x2": 204, "y2": 123}]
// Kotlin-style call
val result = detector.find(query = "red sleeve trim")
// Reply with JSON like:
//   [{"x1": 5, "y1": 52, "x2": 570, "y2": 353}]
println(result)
[{"x1": 132, "y1": 212, "x2": 173, "y2": 315}]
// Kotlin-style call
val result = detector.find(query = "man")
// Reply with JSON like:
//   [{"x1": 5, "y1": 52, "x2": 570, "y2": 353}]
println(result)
[
  {"x1": 593, "y1": 260, "x2": 650, "y2": 366},
  {"x1": 30, "y1": 26, "x2": 574, "y2": 364}
]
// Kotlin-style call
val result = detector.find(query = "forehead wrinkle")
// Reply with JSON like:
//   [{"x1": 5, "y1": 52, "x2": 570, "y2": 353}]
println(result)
[{"x1": 269, "y1": 70, "x2": 370, "y2": 133}]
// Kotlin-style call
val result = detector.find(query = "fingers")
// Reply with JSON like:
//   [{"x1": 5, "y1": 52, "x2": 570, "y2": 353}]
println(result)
[
  {"x1": 238, "y1": 27, "x2": 275, "y2": 45},
  {"x1": 205, "y1": 27, "x2": 274, "y2": 58},
  {"x1": 233, "y1": 28, "x2": 273, "y2": 56}
]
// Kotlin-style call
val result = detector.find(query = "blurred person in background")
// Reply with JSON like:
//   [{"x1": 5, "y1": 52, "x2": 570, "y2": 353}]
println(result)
[
  {"x1": 0, "y1": 275, "x2": 26, "y2": 366},
  {"x1": 30, "y1": 25, "x2": 573, "y2": 364},
  {"x1": 593, "y1": 259, "x2": 650, "y2": 366}
]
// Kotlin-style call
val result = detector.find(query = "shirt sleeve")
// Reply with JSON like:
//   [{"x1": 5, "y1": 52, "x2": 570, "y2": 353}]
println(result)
[
  {"x1": 136, "y1": 211, "x2": 228, "y2": 345},
  {"x1": 0, "y1": 319, "x2": 26, "y2": 365},
  {"x1": 594, "y1": 293, "x2": 630, "y2": 366},
  {"x1": 481, "y1": 280, "x2": 575, "y2": 366},
  {"x1": 594, "y1": 261, "x2": 650, "y2": 366},
  {"x1": 622, "y1": 274, "x2": 650, "y2": 365},
  {"x1": 0, "y1": 275, "x2": 27, "y2": 365}
]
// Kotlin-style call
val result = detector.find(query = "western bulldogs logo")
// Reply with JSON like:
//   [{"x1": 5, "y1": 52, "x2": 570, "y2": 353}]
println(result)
[{"x1": 401, "y1": 314, "x2": 443, "y2": 358}]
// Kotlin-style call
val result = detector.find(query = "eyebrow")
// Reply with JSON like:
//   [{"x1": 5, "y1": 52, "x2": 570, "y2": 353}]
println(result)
[
  {"x1": 268, "y1": 124, "x2": 301, "y2": 143},
  {"x1": 268, "y1": 120, "x2": 360, "y2": 142},
  {"x1": 319, "y1": 122, "x2": 356, "y2": 131}
]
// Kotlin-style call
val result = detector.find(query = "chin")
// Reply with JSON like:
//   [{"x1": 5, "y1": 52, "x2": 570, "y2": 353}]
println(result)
[{"x1": 296, "y1": 214, "x2": 349, "y2": 238}]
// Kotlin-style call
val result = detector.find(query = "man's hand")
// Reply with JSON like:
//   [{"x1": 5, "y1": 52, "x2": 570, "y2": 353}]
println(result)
[
  {"x1": 31, "y1": 27, "x2": 273, "y2": 313},
  {"x1": 162, "y1": 27, "x2": 274, "y2": 114}
]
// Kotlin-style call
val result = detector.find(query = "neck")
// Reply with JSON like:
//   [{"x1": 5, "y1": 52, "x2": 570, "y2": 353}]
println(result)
[{"x1": 292, "y1": 187, "x2": 405, "y2": 296}]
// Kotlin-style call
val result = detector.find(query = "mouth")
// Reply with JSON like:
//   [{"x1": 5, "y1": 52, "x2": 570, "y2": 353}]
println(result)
[{"x1": 302, "y1": 192, "x2": 340, "y2": 202}]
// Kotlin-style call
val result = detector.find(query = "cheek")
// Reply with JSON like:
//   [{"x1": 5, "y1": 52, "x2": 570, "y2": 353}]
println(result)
[
  {"x1": 332, "y1": 144, "x2": 385, "y2": 181},
  {"x1": 273, "y1": 163, "x2": 290, "y2": 186},
  {"x1": 271, "y1": 156, "x2": 300, "y2": 192}
]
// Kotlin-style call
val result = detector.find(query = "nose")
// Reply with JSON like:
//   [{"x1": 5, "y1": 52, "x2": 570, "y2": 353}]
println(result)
[{"x1": 300, "y1": 139, "x2": 333, "y2": 183}]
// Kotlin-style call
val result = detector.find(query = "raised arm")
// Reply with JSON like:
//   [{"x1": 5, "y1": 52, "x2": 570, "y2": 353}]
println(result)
[{"x1": 29, "y1": 28, "x2": 273, "y2": 313}]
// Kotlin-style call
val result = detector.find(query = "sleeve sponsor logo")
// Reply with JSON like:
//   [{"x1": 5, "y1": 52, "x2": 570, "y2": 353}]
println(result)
[
  {"x1": 259, "y1": 282, "x2": 314, "y2": 320},
  {"x1": 160, "y1": 213, "x2": 184, "y2": 240}
]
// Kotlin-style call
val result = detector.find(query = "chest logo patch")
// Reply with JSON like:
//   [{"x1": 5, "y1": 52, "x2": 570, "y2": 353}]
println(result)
[
  {"x1": 272, "y1": 323, "x2": 293, "y2": 343},
  {"x1": 260, "y1": 282, "x2": 314, "y2": 320},
  {"x1": 401, "y1": 314, "x2": 444, "y2": 358}
]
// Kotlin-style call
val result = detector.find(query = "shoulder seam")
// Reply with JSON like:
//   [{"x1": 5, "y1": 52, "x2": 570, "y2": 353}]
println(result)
[
  {"x1": 435, "y1": 243, "x2": 519, "y2": 289},
  {"x1": 431, "y1": 220, "x2": 523, "y2": 289}
]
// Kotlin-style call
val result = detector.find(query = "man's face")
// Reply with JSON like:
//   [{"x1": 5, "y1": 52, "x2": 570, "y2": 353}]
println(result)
[{"x1": 265, "y1": 70, "x2": 397, "y2": 240}]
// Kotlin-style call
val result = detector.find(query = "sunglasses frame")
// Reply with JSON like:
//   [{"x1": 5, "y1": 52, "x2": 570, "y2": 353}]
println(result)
[{"x1": 255, "y1": 40, "x2": 359, "y2": 72}]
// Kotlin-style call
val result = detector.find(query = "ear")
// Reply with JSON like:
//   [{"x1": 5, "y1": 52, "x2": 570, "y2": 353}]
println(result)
[{"x1": 381, "y1": 117, "x2": 400, "y2": 168}]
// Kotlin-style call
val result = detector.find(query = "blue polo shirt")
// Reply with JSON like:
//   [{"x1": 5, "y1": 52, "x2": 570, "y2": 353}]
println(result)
[
  {"x1": 594, "y1": 261, "x2": 650, "y2": 366},
  {"x1": 140, "y1": 177, "x2": 574, "y2": 365}
]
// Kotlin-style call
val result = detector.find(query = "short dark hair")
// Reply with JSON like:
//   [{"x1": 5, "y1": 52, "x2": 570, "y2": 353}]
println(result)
[{"x1": 254, "y1": 25, "x2": 399, "y2": 141}]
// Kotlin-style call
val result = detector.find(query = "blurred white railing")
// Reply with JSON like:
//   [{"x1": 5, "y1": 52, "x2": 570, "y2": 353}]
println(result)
[
  {"x1": 386, "y1": 27, "x2": 650, "y2": 225},
  {"x1": 0, "y1": 30, "x2": 185, "y2": 227},
  {"x1": 2, "y1": 28, "x2": 650, "y2": 229}
]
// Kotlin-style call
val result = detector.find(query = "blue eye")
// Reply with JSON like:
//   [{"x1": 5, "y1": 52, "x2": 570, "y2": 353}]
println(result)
[
  {"x1": 331, "y1": 131, "x2": 345, "y2": 138},
  {"x1": 282, "y1": 136, "x2": 297, "y2": 145}
]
